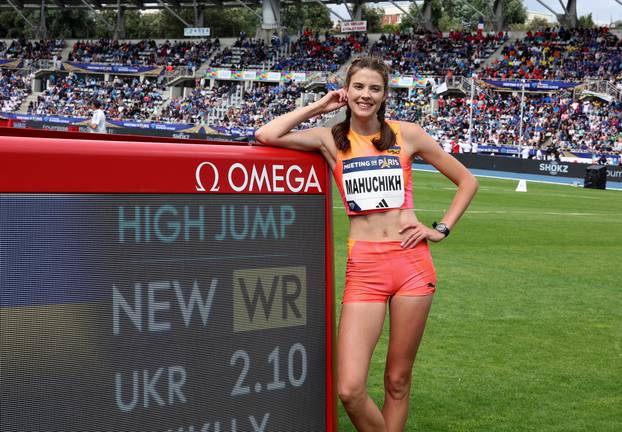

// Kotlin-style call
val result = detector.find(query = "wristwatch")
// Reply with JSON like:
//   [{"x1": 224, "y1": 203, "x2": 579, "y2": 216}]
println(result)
[{"x1": 432, "y1": 222, "x2": 450, "y2": 237}]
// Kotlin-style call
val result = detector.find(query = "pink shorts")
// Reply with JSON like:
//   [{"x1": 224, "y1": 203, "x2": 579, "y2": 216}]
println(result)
[{"x1": 343, "y1": 239, "x2": 437, "y2": 303}]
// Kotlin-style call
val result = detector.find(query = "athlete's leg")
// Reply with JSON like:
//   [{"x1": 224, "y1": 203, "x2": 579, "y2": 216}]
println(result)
[
  {"x1": 338, "y1": 302, "x2": 388, "y2": 432},
  {"x1": 381, "y1": 295, "x2": 433, "y2": 432}
]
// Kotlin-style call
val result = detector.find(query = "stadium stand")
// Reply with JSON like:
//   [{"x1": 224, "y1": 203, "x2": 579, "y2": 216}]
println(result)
[
  {"x1": 0, "y1": 28, "x2": 620, "y2": 164},
  {"x1": 371, "y1": 30, "x2": 508, "y2": 77},
  {"x1": 0, "y1": 69, "x2": 32, "y2": 112},
  {"x1": 28, "y1": 72, "x2": 166, "y2": 120},
  {"x1": 158, "y1": 81, "x2": 236, "y2": 124},
  {"x1": 68, "y1": 38, "x2": 220, "y2": 69},
  {"x1": 428, "y1": 91, "x2": 622, "y2": 155},
  {"x1": 481, "y1": 27, "x2": 622, "y2": 81},
  {"x1": 208, "y1": 36, "x2": 280, "y2": 70},
  {"x1": 2, "y1": 39, "x2": 66, "y2": 61},
  {"x1": 158, "y1": 81, "x2": 326, "y2": 130},
  {"x1": 271, "y1": 31, "x2": 368, "y2": 72}
]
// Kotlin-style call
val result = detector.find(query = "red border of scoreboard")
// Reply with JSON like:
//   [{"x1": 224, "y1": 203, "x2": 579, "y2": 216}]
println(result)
[{"x1": 0, "y1": 131, "x2": 336, "y2": 431}]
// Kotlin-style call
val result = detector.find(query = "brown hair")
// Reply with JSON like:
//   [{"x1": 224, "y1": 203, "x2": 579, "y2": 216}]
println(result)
[{"x1": 331, "y1": 57, "x2": 396, "y2": 152}]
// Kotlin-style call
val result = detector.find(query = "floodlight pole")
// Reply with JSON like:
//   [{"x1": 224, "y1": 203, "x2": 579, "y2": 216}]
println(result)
[
  {"x1": 467, "y1": 73, "x2": 476, "y2": 149},
  {"x1": 519, "y1": 79, "x2": 526, "y2": 151}
]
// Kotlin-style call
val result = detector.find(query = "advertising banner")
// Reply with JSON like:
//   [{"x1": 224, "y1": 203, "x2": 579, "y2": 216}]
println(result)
[
  {"x1": 0, "y1": 112, "x2": 215, "y2": 139},
  {"x1": 184, "y1": 27, "x2": 211, "y2": 37},
  {"x1": 205, "y1": 68, "x2": 306, "y2": 83},
  {"x1": 340, "y1": 20, "x2": 367, "y2": 32},
  {"x1": 0, "y1": 59, "x2": 23, "y2": 69},
  {"x1": 481, "y1": 79, "x2": 581, "y2": 92},
  {"x1": 389, "y1": 75, "x2": 430, "y2": 88},
  {"x1": 62, "y1": 62, "x2": 164, "y2": 76}
]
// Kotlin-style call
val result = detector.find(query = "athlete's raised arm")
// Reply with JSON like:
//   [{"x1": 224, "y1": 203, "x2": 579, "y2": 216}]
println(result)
[{"x1": 255, "y1": 89, "x2": 347, "y2": 167}]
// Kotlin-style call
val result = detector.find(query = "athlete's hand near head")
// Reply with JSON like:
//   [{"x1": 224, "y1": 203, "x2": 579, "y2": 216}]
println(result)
[
  {"x1": 254, "y1": 89, "x2": 345, "y2": 167},
  {"x1": 315, "y1": 89, "x2": 348, "y2": 114}
]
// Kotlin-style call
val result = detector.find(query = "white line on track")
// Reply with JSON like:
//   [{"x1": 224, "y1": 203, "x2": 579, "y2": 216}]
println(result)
[
  {"x1": 413, "y1": 167, "x2": 622, "y2": 191},
  {"x1": 332, "y1": 206, "x2": 599, "y2": 216}
]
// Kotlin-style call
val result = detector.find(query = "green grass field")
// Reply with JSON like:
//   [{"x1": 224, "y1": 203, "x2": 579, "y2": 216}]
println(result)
[{"x1": 332, "y1": 171, "x2": 622, "y2": 431}]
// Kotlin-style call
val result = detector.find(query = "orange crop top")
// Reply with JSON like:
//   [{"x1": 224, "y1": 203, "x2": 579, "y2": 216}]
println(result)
[{"x1": 333, "y1": 120, "x2": 414, "y2": 216}]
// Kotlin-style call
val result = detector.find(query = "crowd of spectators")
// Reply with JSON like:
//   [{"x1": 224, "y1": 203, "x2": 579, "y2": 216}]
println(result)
[
  {"x1": 158, "y1": 81, "x2": 236, "y2": 124},
  {"x1": 481, "y1": 27, "x2": 622, "y2": 82},
  {"x1": 1, "y1": 30, "x2": 621, "y2": 164},
  {"x1": 68, "y1": 38, "x2": 220, "y2": 69},
  {"x1": 271, "y1": 30, "x2": 368, "y2": 72},
  {"x1": 221, "y1": 82, "x2": 303, "y2": 128},
  {"x1": 28, "y1": 72, "x2": 166, "y2": 120},
  {"x1": 159, "y1": 81, "x2": 318, "y2": 130},
  {"x1": 386, "y1": 85, "x2": 435, "y2": 122},
  {"x1": 415, "y1": 90, "x2": 622, "y2": 159},
  {"x1": 371, "y1": 30, "x2": 508, "y2": 77},
  {"x1": 209, "y1": 34, "x2": 280, "y2": 69},
  {"x1": 1, "y1": 39, "x2": 66, "y2": 61},
  {"x1": 0, "y1": 69, "x2": 31, "y2": 112}
]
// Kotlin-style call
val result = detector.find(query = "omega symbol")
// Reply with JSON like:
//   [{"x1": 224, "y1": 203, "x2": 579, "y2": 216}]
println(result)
[{"x1": 195, "y1": 161, "x2": 220, "y2": 192}]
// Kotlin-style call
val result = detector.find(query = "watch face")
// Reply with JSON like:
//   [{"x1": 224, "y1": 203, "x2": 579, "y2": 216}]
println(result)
[{"x1": 435, "y1": 223, "x2": 449, "y2": 236}]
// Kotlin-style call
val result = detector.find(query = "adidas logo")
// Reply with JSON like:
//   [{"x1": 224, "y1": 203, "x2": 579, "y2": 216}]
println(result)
[{"x1": 376, "y1": 199, "x2": 389, "y2": 208}]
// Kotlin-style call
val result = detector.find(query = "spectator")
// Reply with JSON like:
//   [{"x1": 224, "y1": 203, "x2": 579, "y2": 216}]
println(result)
[{"x1": 89, "y1": 99, "x2": 106, "y2": 134}]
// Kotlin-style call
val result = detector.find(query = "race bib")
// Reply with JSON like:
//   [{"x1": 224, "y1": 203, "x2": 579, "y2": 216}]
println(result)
[{"x1": 342, "y1": 155, "x2": 405, "y2": 212}]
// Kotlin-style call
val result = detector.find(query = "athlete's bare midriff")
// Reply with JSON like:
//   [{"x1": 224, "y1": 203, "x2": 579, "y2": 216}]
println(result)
[{"x1": 348, "y1": 208, "x2": 420, "y2": 242}]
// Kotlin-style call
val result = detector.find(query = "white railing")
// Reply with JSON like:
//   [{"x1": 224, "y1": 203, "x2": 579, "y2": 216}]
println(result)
[{"x1": 585, "y1": 79, "x2": 622, "y2": 102}]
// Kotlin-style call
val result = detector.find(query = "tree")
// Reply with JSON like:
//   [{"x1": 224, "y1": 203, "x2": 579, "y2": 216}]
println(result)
[
  {"x1": 502, "y1": 0, "x2": 527, "y2": 27},
  {"x1": 510, "y1": 16, "x2": 554, "y2": 31},
  {"x1": 578, "y1": 13, "x2": 596, "y2": 29},
  {"x1": 281, "y1": 4, "x2": 331, "y2": 36},
  {"x1": 204, "y1": 8, "x2": 260, "y2": 37},
  {"x1": 525, "y1": 17, "x2": 553, "y2": 31},
  {"x1": 436, "y1": 13, "x2": 462, "y2": 32},
  {"x1": 0, "y1": 11, "x2": 36, "y2": 38},
  {"x1": 42, "y1": 9, "x2": 96, "y2": 38},
  {"x1": 93, "y1": 10, "x2": 122, "y2": 38},
  {"x1": 382, "y1": 23, "x2": 400, "y2": 34},
  {"x1": 0, "y1": 8, "x2": 100, "y2": 38},
  {"x1": 440, "y1": 0, "x2": 526, "y2": 31},
  {"x1": 361, "y1": 6, "x2": 383, "y2": 33},
  {"x1": 399, "y1": 0, "x2": 443, "y2": 31},
  {"x1": 124, "y1": 11, "x2": 165, "y2": 39}
]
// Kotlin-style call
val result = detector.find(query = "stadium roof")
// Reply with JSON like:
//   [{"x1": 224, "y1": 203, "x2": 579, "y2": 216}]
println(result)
[
  {"x1": 0, "y1": 0, "x2": 337, "y2": 10},
  {"x1": 0, "y1": 0, "x2": 589, "y2": 35}
]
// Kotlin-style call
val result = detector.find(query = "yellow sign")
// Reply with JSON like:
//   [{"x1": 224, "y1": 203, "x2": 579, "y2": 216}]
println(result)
[{"x1": 233, "y1": 266, "x2": 307, "y2": 332}]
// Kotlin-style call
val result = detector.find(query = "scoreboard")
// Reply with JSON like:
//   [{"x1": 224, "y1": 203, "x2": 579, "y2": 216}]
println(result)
[{"x1": 0, "y1": 135, "x2": 335, "y2": 431}]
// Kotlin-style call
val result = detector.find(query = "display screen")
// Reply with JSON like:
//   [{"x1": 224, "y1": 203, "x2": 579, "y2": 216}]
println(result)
[{"x1": 0, "y1": 194, "x2": 327, "y2": 431}]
